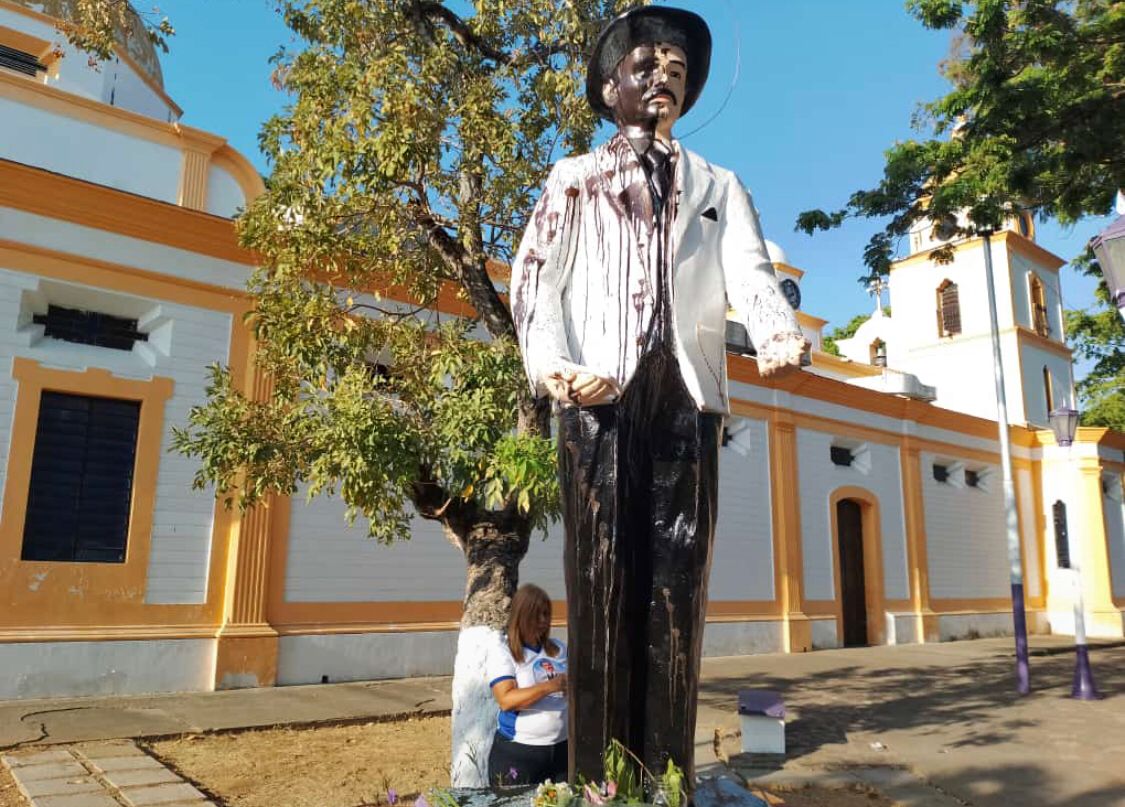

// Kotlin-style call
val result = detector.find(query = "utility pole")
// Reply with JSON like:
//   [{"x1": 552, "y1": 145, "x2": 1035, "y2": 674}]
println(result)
[{"x1": 980, "y1": 229, "x2": 1031, "y2": 695}]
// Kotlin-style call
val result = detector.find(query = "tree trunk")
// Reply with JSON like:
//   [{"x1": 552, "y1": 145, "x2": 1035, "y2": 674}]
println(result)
[{"x1": 449, "y1": 511, "x2": 531, "y2": 787}]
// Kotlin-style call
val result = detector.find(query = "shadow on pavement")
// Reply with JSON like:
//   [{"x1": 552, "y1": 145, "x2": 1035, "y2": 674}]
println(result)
[{"x1": 699, "y1": 647, "x2": 1125, "y2": 806}]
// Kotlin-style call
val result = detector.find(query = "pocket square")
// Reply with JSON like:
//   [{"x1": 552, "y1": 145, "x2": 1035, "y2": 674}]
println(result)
[{"x1": 701, "y1": 207, "x2": 718, "y2": 221}]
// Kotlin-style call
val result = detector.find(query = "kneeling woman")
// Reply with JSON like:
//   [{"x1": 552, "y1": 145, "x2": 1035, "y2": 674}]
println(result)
[{"x1": 486, "y1": 584, "x2": 568, "y2": 787}]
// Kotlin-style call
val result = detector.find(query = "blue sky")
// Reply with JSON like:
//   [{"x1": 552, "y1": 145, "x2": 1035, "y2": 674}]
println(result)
[{"x1": 156, "y1": 0, "x2": 1111, "y2": 340}]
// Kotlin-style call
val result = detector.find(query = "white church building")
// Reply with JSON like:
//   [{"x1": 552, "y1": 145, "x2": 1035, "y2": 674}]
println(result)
[{"x1": 0, "y1": 0, "x2": 1123, "y2": 699}]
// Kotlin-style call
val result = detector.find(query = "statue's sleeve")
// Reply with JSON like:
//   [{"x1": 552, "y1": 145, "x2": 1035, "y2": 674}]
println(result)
[
  {"x1": 719, "y1": 172, "x2": 804, "y2": 356},
  {"x1": 510, "y1": 162, "x2": 580, "y2": 397}
]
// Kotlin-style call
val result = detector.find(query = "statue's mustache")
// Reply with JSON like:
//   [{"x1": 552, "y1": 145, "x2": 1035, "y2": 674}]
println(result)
[{"x1": 645, "y1": 86, "x2": 678, "y2": 105}]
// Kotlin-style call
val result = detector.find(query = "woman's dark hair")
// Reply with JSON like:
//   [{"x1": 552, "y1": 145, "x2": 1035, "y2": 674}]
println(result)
[{"x1": 507, "y1": 584, "x2": 558, "y2": 660}]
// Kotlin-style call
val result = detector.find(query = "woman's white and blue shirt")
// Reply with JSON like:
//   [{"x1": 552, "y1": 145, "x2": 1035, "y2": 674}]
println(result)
[{"x1": 486, "y1": 635, "x2": 568, "y2": 745}]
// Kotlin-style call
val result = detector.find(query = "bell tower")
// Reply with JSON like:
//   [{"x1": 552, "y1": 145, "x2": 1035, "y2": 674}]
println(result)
[{"x1": 880, "y1": 211, "x2": 1075, "y2": 427}]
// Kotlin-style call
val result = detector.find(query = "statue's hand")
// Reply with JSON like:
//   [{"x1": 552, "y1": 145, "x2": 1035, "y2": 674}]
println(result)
[
  {"x1": 756, "y1": 332, "x2": 809, "y2": 377},
  {"x1": 544, "y1": 367, "x2": 622, "y2": 406}
]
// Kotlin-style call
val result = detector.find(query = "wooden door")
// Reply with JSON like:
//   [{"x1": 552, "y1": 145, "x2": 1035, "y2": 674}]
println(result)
[{"x1": 836, "y1": 499, "x2": 868, "y2": 647}]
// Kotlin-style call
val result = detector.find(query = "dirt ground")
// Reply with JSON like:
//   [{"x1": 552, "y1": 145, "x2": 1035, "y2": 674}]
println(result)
[
  {"x1": 0, "y1": 762, "x2": 24, "y2": 807},
  {"x1": 147, "y1": 716, "x2": 894, "y2": 807}
]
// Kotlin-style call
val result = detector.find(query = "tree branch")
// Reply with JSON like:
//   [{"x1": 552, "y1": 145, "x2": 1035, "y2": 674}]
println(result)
[{"x1": 410, "y1": 1, "x2": 509, "y2": 63}]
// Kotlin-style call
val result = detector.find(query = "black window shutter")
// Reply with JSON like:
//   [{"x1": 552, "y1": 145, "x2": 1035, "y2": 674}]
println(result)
[
  {"x1": 1052, "y1": 500, "x2": 1070, "y2": 570},
  {"x1": 33, "y1": 305, "x2": 148, "y2": 352},
  {"x1": 21, "y1": 392, "x2": 141, "y2": 563},
  {"x1": 0, "y1": 43, "x2": 44, "y2": 77}
]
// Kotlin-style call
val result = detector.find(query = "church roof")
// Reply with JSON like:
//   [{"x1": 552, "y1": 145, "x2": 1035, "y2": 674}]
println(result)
[{"x1": 9, "y1": 0, "x2": 164, "y2": 89}]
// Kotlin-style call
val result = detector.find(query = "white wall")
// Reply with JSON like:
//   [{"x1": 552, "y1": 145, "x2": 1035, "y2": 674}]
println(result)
[
  {"x1": 278, "y1": 631, "x2": 459, "y2": 685},
  {"x1": 711, "y1": 416, "x2": 773, "y2": 602},
  {"x1": 1009, "y1": 253, "x2": 1064, "y2": 338},
  {"x1": 206, "y1": 163, "x2": 249, "y2": 219},
  {"x1": 0, "y1": 5, "x2": 177, "y2": 121},
  {"x1": 0, "y1": 267, "x2": 232, "y2": 604},
  {"x1": 0, "y1": 638, "x2": 215, "y2": 698},
  {"x1": 1019, "y1": 342, "x2": 1075, "y2": 428},
  {"x1": 284, "y1": 494, "x2": 474, "y2": 603},
  {"x1": 938, "y1": 613, "x2": 1011, "y2": 641},
  {"x1": 795, "y1": 428, "x2": 909, "y2": 603},
  {"x1": 922, "y1": 451, "x2": 1009, "y2": 600},
  {"x1": 0, "y1": 97, "x2": 182, "y2": 203},
  {"x1": 898, "y1": 331, "x2": 1027, "y2": 424},
  {"x1": 1105, "y1": 474, "x2": 1125, "y2": 600},
  {"x1": 285, "y1": 417, "x2": 773, "y2": 608},
  {"x1": 101, "y1": 56, "x2": 175, "y2": 121}
]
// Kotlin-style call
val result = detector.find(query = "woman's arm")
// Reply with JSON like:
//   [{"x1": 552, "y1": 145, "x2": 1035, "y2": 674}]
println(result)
[{"x1": 491, "y1": 673, "x2": 567, "y2": 712}]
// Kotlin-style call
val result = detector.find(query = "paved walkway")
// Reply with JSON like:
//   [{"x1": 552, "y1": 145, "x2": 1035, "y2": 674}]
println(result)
[
  {"x1": 0, "y1": 637, "x2": 1122, "y2": 807},
  {"x1": 694, "y1": 637, "x2": 1125, "y2": 807},
  {"x1": 3, "y1": 742, "x2": 214, "y2": 807}
]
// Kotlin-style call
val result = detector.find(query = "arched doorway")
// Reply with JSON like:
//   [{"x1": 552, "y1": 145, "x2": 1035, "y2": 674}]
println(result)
[{"x1": 836, "y1": 498, "x2": 868, "y2": 646}]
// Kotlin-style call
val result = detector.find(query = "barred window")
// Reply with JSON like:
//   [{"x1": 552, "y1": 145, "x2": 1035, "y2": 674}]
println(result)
[
  {"x1": 936, "y1": 280, "x2": 961, "y2": 337},
  {"x1": 1030, "y1": 275, "x2": 1050, "y2": 337},
  {"x1": 1052, "y1": 500, "x2": 1070, "y2": 570}
]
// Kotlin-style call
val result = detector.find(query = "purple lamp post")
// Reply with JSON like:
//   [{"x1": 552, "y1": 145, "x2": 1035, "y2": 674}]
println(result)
[
  {"x1": 1048, "y1": 406, "x2": 1101, "y2": 700},
  {"x1": 1089, "y1": 193, "x2": 1125, "y2": 324}
]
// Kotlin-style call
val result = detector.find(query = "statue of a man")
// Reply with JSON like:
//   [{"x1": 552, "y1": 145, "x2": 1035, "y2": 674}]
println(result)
[{"x1": 511, "y1": 6, "x2": 807, "y2": 788}]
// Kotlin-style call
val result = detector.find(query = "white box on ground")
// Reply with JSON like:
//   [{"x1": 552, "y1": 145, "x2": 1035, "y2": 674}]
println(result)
[
  {"x1": 739, "y1": 714, "x2": 785, "y2": 754},
  {"x1": 737, "y1": 689, "x2": 786, "y2": 755}
]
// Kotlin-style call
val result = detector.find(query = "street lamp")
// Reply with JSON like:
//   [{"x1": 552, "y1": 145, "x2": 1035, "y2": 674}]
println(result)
[
  {"x1": 980, "y1": 228, "x2": 1031, "y2": 695},
  {"x1": 1089, "y1": 193, "x2": 1125, "y2": 323},
  {"x1": 1048, "y1": 407, "x2": 1102, "y2": 700}
]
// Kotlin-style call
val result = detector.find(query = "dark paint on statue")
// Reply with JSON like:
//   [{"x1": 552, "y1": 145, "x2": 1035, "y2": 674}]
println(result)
[{"x1": 560, "y1": 340, "x2": 721, "y2": 786}]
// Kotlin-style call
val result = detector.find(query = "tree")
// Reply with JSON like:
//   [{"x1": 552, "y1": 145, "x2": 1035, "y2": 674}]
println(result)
[
  {"x1": 169, "y1": 0, "x2": 634, "y2": 786},
  {"x1": 822, "y1": 310, "x2": 889, "y2": 356},
  {"x1": 797, "y1": 0, "x2": 1124, "y2": 278},
  {"x1": 43, "y1": 0, "x2": 173, "y2": 64},
  {"x1": 1065, "y1": 250, "x2": 1125, "y2": 429},
  {"x1": 797, "y1": 0, "x2": 1123, "y2": 428}
]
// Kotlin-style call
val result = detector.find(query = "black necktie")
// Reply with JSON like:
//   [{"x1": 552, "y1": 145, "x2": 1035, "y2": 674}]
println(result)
[{"x1": 643, "y1": 142, "x2": 673, "y2": 210}]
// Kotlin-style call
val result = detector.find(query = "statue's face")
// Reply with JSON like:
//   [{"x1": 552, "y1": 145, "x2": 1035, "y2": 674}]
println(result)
[{"x1": 603, "y1": 42, "x2": 687, "y2": 135}]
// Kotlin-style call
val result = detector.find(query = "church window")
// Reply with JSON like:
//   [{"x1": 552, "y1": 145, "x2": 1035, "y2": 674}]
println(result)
[
  {"x1": 1030, "y1": 275, "x2": 1050, "y2": 336},
  {"x1": 936, "y1": 280, "x2": 961, "y2": 337},
  {"x1": 0, "y1": 43, "x2": 44, "y2": 77},
  {"x1": 34, "y1": 305, "x2": 148, "y2": 352},
  {"x1": 830, "y1": 446, "x2": 854, "y2": 467},
  {"x1": 20, "y1": 392, "x2": 141, "y2": 563},
  {"x1": 869, "y1": 339, "x2": 887, "y2": 367},
  {"x1": 1018, "y1": 212, "x2": 1034, "y2": 239},
  {"x1": 1043, "y1": 367, "x2": 1054, "y2": 414},
  {"x1": 1052, "y1": 500, "x2": 1070, "y2": 569}
]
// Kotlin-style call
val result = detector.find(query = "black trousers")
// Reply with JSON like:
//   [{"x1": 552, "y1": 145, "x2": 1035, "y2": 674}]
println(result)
[
  {"x1": 487, "y1": 732, "x2": 568, "y2": 788},
  {"x1": 557, "y1": 347, "x2": 722, "y2": 785}
]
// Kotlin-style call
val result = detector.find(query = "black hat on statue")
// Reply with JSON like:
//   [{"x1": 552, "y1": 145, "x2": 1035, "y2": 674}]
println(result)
[{"x1": 586, "y1": 5, "x2": 712, "y2": 122}]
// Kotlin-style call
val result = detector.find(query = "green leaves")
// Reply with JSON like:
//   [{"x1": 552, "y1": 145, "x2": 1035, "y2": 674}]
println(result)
[
  {"x1": 1065, "y1": 248, "x2": 1125, "y2": 430},
  {"x1": 798, "y1": 0, "x2": 1125, "y2": 282},
  {"x1": 178, "y1": 0, "x2": 641, "y2": 549}
]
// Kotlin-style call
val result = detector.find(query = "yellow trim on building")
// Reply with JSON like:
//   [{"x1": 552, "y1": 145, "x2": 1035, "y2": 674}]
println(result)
[{"x1": 890, "y1": 230, "x2": 1065, "y2": 273}]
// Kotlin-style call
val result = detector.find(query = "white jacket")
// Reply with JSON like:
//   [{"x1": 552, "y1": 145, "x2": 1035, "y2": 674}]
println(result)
[{"x1": 511, "y1": 135, "x2": 800, "y2": 414}]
